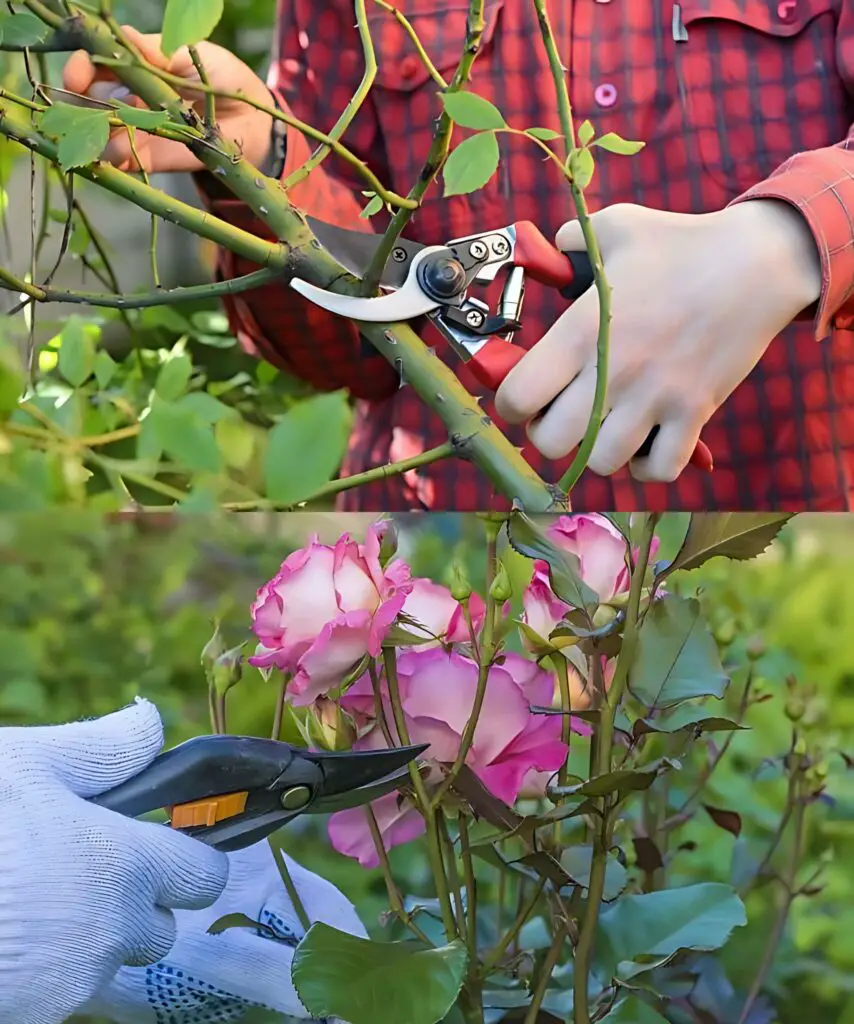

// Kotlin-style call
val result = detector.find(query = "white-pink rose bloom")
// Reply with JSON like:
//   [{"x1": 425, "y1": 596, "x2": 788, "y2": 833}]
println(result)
[
  {"x1": 249, "y1": 524, "x2": 413, "y2": 706},
  {"x1": 401, "y1": 577, "x2": 485, "y2": 647}
]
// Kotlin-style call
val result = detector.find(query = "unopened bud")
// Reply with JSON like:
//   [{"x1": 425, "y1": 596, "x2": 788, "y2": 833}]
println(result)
[
  {"x1": 489, "y1": 560, "x2": 512, "y2": 603},
  {"x1": 201, "y1": 621, "x2": 226, "y2": 679},
  {"x1": 450, "y1": 561, "x2": 473, "y2": 603},
  {"x1": 313, "y1": 698, "x2": 357, "y2": 751},
  {"x1": 785, "y1": 697, "x2": 806, "y2": 723},
  {"x1": 375, "y1": 518, "x2": 399, "y2": 567},
  {"x1": 713, "y1": 618, "x2": 736, "y2": 647},
  {"x1": 211, "y1": 643, "x2": 244, "y2": 697},
  {"x1": 793, "y1": 737, "x2": 808, "y2": 758},
  {"x1": 745, "y1": 634, "x2": 766, "y2": 661},
  {"x1": 814, "y1": 760, "x2": 829, "y2": 781},
  {"x1": 477, "y1": 511, "x2": 509, "y2": 542}
]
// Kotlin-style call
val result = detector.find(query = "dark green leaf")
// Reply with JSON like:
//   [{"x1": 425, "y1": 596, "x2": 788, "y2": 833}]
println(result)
[
  {"x1": 592, "y1": 132, "x2": 645, "y2": 156},
  {"x1": 556, "y1": 758, "x2": 679, "y2": 800},
  {"x1": 148, "y1": 397, "x2": 222, "y2": 474},
  {"x1": 58, "y1": 318, "x2": 94, "y2": 388},
  {"x1": 440, "y1": 92, "x2": 506, "y2": 130},
  {"x1": 265, "y1": 391, "x2": 351, "y2": 505},
  {"x1": 0, "y1": 12, "x2": 50, "y2": 46},
  {"x1": 629, "y1": 596, "x2": 729, "y2": 710},
  {"x1": 178, "y1": 391, "x2": 235, "y2": 423},
  {"x1": 40, "y1": 103, "x2": 111, "y2": 172},
  {"x1": 155, "y1": 354, "x2": 193, "y2": 401},
  {"x1": 161, "y1": 0, "x2": 225, "y2": 55},
  {"x1": 569, "y1": 147, "x2": 595, "y2": 188},
  {"x1": 292, "y1": 923, "x2": 468, "y2": 1024},
  {"x1": 443, "y1": 132, "x2": 500, "y2": 197},
  {"x1": 208, "y1": 912, "x2": 266, "y2": 936},
  {"x1": 597, "y1": 883, "x2": 747, "y2": 980},
  {"x1": 506, "y1": 511, "x2": 599, "y2": 613},
  {"x1": 560, "y1": 845, "x2": 627, "y2": 901},
  {"x1": 601, "y1": 997, "x2": 667, "y2": 1022},
  {"x1": 632, "y1": 705, "x2": 745, "y2": 738},
  {"x1": 93, "y1": 350, "x2": 117, "y2": 390},
  {"x1": 656, "y1": 513, "x2": 794, "y2": 580},
  {"x1": 113, "y1": 104, "x2": 172, "y2": 131},
  {"x1": 525, "y1": 126, "x2": 562, "y2": 141}
]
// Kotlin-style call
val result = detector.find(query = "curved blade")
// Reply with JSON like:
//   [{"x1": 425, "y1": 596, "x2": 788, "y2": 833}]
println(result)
[
  {"x1": 307, "y1": 216, "x2": 425, "y2": 289},
  {"x1": 306, "y1": 743, "x2": 428, "y2": 813},
  {"x1": 291, "y1": 246, "x2": 447, "y2": 322}
]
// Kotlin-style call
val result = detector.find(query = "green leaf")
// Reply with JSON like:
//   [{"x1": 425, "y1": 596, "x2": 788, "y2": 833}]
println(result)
[
  {"x1": 215, "y1": 416, "x2": 255, "y2": 469},
  {"x1": 592, "y1": 132, "x2": 645, "y2": 156},
  {"x1": 597, "y1": 883, "x2": 747, "y2": 980},
  {"x1": 40, "y1": 103, "x2": 111, "y2": 172},
  {"x1": 578, "y1": 119, "x2": 595, "y2": 145},
  {"x1": 178, "y1": 391, "x2": 234, "y2": 424},
  {"x1": 93, "y1": 349, "x2": 117, "y2": 390},
  {"x1": 292, "y1": 923, "x2": 468, "y2": 1024},
  {"x1": 155, "y1": 353, "x2": 193, "y2": 401},
  {"x1": 360, "y1": 193, "x2": 384, "y2": 219},
  {"x1": 113, "y1": 104, "x2": 172, "y2": 132},
  {"x1": 440, "y1": 91, "x2": 506, "y2": 130},
  {"x1": 656, "y1": 512, "x2": 794, "y2": 580},
  {"x1": 148, "y1": 397, "x2": 222, "y2": 474},
  {"x1": 525, "y1": 126, "x2": 562, "y2": 141},
  {"x1": 569, "y1": 147, "x2": 595, "y2": 189},
  {"x1": 58, "y1": 318, "x2": 94, "y2": 387},
  {"x1": 629, "y1": 596, "x2": 729, "y2": 710},
  {"x1": 0, "y1": 339, "x2": 24, "y2": 414},
  {"x1": 506, "y1": 510, "x2": 600, "y2": 613},
  {"x1": 208, "y1": 912, "x2": 265, "y2": 936},
  {"x1": 443, "y1": 132, "x2": 500, "y2": 197},
  {"x1": 560, "y1": 845, "x2": 627, "y2": 901},
  {"x1": 0, "y1": 12, "x2": 51, "y2": 47},
  {"x1": 265, "y1": 391, "x2": 351, "y2": 506},
  {"x1": 601, "y1": 997, "x2": 667, "y2": 1023},
  {"x1": 558, "y1": 758, "x2": 679, "y2": 800},
  {"x1": 632, "y1": 704, "x2": 745, "y2": 738},
  {"x1": 161, "y1": 0, "x2": 225, "y2": 55}
]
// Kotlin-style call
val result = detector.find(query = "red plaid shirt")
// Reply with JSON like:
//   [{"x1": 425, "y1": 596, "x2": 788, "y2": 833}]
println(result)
[{"x1": 199, "y1": 0, "x2": 854, "y2": 511}]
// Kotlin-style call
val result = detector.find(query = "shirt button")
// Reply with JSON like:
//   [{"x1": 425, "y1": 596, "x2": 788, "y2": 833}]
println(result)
[
  {"x1": 594, "y1": 83, "x2": 618, "y2": 107},
  {"x1": 400, "y1": 55, "x2": 420, "y2": 80},
  {"x1": 777, "y1": 0, "x2": 798, "y2": 21}
]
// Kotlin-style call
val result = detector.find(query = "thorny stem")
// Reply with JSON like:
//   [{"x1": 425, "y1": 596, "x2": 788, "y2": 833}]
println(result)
[
  {"x1": 271, "y1": 672, "x2": 289, "y2": 741},
  {"x1": 365, "y1": 806, "x2": 433, "y2": 945},
  {"x1": 361, "y1": 0, "x2": 487, "y2": 292},
  {"x1": 458, "y1": 814, "x2": 479, "y2": 963},
  {"x1": 439, "y1": 811, "x2": 468, "y2": 940},
  {"x1": 573, "y1": 513, "x2": 659, "y2": 1024},
  {"x1": 188, "y1": 46, "x2": 216, "y2": 129},
  {"x1": 480, "y1": 878, "x2": 546, "y2": 977},
  {"x1": 271, "y1": 844, "x2": 311, "y2": 933},
  {"x1": 372, "y1": 0, "x2": 448, "y2": 88},
  {"x1": 524, "y1": 923, "x2": 568, "y2": 1024}
]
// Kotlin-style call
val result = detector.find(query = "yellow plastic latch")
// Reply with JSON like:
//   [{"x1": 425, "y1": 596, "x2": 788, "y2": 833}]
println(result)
[{"x1": 168, "y1": 791, "x2": 249, "y2": 830}]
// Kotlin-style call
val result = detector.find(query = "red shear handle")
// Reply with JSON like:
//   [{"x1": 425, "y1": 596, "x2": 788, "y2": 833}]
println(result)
[
  {"x1": 467, "y1": 339, "x2": 713, "y2": 472},
  {"x1": 513, "y1": 220, "x2": 594, "y2": 300}
]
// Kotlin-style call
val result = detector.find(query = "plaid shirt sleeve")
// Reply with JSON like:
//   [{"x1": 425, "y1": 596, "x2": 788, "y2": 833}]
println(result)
[{"x1": 193, "y1": 19, "x2": 398, "y2": 401}]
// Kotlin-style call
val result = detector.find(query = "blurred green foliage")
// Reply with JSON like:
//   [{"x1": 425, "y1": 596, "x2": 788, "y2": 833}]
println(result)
[{"x1": 1, "y1": 511, "x2": 853, "y2": 1022}]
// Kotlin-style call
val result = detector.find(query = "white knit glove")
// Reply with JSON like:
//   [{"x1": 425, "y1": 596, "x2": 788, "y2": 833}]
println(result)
[
  {"x1": 81, "y1": 841, "x2": 368, "y2": 1024},
  {"x1": 0, "y1": 699, "x2": 230, "y2": 1024}
]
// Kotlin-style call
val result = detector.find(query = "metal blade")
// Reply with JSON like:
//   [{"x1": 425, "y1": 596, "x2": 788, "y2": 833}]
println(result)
[
  {"x1": 307, "y1": 216, "x2": 425, "y2": 289},
  {"x1": 305, "y1": 743, "x2": 428, "y2": 813}
]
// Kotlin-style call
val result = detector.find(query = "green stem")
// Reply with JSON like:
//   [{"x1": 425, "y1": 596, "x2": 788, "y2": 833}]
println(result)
[
  {"x1": 271, "y1": 672, "x2": 289, "y2": 741},
  {"x1": 365, "y1": 806, "x2": 433, "y2": 944},
  {"x1": 372, "y1": 0, "x2": 448, "y2": 87},
  {"x1": 439, "y1": 811, "x2": 468, "y2": 940},
  {"x1": 271, "y1": 843, "x2": 311, "y2": 932},
  {"x1": 459, "y1": 814, "x2": 479, "y2": 965},
  {"x1": 480, "y1": 878, "x2": 546, "y2": 977},
  {"x1": 523, "y1": 923, "x2": 567, "y2": 1024}
]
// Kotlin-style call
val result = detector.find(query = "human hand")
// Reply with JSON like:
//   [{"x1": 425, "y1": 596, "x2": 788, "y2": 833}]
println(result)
[
  {"x1": 495, "y1": 201, "x2": 822, "y2": 481},
  {"x1": 0, "y1": 700, "x2": 228, "y2": 1024},
  {"x1": 62, "y1": 27, "x2": 275, "y2": 172},
  {"x1": 82, "y1": 841, "x2": 368, "y2": 1023}
]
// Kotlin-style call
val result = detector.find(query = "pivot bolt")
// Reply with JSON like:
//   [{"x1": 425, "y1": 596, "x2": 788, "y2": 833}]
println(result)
[
  {"x1": 491, "y1": 237, "x2": 510, "y2": 257},
  {"x1": 469, "y1": 240, "x2": 488, "y2": 260},
  {"x1": 418, "y1": 255, "x2": 467, "y2": 300},
  {"x1": 466, "y1": 309, "x2": 485, "y2": 326},
  {"x1": 280, "y1": 785, "x2": 312, "y2": 811},
  {"x1": 392, "y1": 247, "x2": 408, "y2": 263}
]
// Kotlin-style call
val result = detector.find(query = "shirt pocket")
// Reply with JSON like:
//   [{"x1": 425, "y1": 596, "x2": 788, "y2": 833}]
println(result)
[
  {"x1": 674, "y1": 0, "x2": 846, "y2": 196},
  {"x1": 367, "y1": 0, "x2": 506, "y2": 212}
]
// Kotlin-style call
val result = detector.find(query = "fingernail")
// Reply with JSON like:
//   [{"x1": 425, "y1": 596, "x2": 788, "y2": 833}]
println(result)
[{"x1": 109, "y1": 85, "x2": 132, "y2": 101}]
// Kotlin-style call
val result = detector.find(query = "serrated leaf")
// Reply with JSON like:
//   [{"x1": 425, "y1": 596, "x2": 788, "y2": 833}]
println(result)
[
  {"x1": 629, "y1": 596, "x2": 730, "y2": 710},
  {"x1": 592, "y1": 132, "x2": 645, "y2": 156},
  {"x1": 440, "y1": 91, "x2": 506, "y2": 130},
  {"x1": 506, "y1": 510, "x2": 599, "y2": 613},
  {"x1": 0, "y1": 12, "x2": 50, "y2": 46},
  {"x1": 265, "y1": 391, "x2": 351, "y2": 505},
  {"x1": 557, "y1": 758, "x2": 679, "y2": 800},
  {"x1": 292, "y1": 923, "x2": 468, "y2": 1024},
  {"x1": 155, "y1": 353, "x2": 193, "y2": 401},
  {"x1": 525, "y1": 126, "x2": 562, "y2": 141},
  {"x1": 113, "y1": 104, "x2": 172, "y2": 131},
  {"x1": 569, "y1": 146, "x2": 595, "y2": 188},
  {"x1": 656, "y1": 513, "x2": 794, "y2": 580},
  {"x1": 93, "y1": 350, "x2": 118, "y2": 390},
  {"x1": 58, "y1": 317, "x2": 94, "y2": 387},
  {"x1": 631, "y1": 705, "x2": 745, "y2": 738},
  {"x1": 443, "y1": 131, "x2": 500, "y2": 197},
  {"x1": 40, "y1": 103, "x2": 111, "y2": 172},
  {"x1": 578, "y1": 119, "x2": 595, "y2": 145},
  {"x1": 147, "y1": 397, "x2": 222, "y2": 474},
  {"x1": 161, "y1": 0, "x2": 225, "y2": 56},
  {"x1": 597, "y1": 883, "x2": 747, "y2": 980}
]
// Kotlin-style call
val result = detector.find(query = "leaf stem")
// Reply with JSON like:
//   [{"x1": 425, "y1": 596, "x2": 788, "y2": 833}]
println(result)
[{"x1": 523, "y1": 923, "x2": 567, "y2": 1024}]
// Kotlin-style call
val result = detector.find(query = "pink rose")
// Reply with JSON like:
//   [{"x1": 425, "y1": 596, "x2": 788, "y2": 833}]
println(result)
[
  {"x1": 401, "y1": 577, "x2": 485, "y2": 647},
  {"x1": 328, "y1": 649, "x2": 569, "y2": 867},
  {"x1": 544, "y1": 514, "x2": 631, "y2": 603},
  {"x1": 248, "y1": 523, "x2": 413, "y2": 706}
]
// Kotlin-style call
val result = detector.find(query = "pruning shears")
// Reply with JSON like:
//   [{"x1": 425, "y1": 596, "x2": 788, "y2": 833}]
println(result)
[
  {"x1": 293, "y1": 217, "x2": 714, "y2": 473},
  {"x1": 89, "y1": 734, "x2": 427, "y2": 852}
]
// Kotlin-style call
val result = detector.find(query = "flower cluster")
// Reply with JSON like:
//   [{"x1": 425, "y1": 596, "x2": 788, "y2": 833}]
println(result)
[{"x1": 248, "y1": 516, "x2": 632, "y2": 866}]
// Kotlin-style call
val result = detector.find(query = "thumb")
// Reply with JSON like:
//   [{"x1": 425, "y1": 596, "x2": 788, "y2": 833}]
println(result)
[
  {"x1": 37, "y1": 698, "x2": 165, "y2": 798},
  {"x1": 555, "y1": 216, "x2": 585, "y2": 252}
]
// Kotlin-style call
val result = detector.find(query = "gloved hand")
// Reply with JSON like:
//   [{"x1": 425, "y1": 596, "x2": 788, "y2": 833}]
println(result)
[
  {"x1": 81, "y1": 841, "x2": 368, "y2": 1023},
  {"x1": 0, "y1": 699, "x2": 229, "y2": 1024}
]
